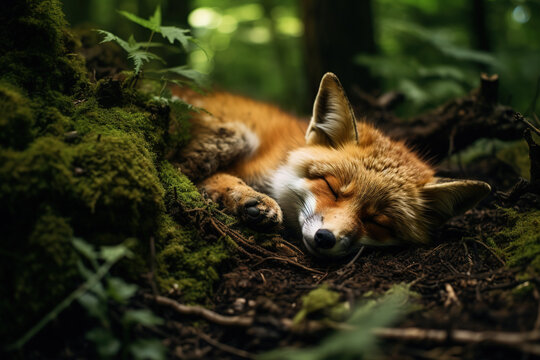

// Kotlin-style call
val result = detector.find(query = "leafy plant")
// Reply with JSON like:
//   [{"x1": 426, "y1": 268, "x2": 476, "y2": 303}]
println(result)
[
  {"x1": 97, "y1": 6, "x2": 206, "y2": 89},
  {"x1": 74, "y1": 238, "x2": 166, "y2": 360},
  {"x1": 9, "y1": 238, "x2": 166, "y2": 360},
  {"x1": 261, "y1": 283, "x2": 420, "y2": 360},
  {"x1": 355, "y1": 20, "x2": 500, "y2": 114}
]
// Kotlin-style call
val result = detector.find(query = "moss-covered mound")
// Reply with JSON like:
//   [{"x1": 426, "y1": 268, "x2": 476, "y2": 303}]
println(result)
[
  {"x1": 0, "y1": 0, "x2": 232, "y2": 345},
  {"x1": 489, "y1": 209, "x2": 540, "y2": 278}
]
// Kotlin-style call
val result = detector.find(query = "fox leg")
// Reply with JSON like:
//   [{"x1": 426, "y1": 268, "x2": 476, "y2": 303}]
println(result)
[
  {"x1": 176, "y1": 122, "x2": 258, "y2": 182},
  {"x1": 201, "y1": 173, "x2": 283, "y2": 227}
]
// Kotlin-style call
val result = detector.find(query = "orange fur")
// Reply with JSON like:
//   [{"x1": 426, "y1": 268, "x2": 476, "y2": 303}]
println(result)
[{"x1": 176, "y1": 89, "x2": 307, "y2": 185}]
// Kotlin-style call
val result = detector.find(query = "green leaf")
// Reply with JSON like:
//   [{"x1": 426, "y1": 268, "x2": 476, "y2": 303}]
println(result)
[
  {"x1": 96, "y1": 30, "x2": 136, "y2": 53},
  {"x1": 128, "y1": 50, "x2": 165, "y2": 74},
  {"x1": 152, "y1": 66, "x2": 207, "y2": 86},
  {"x1": 78, "y1": 293, "x2": 107, "y2": 321},
  {"x1": 439, "y1": 46, "x2": 498, "y2": 65},
  {"x1": 107, "y1": 277, "x2": 138, "y2": 303},
  {"x1": 86, "y1": 328, "x2": 121, "y2": 358},
  {"x1": 160, "y1": 26, "x2": 191, "y2": 50},
  {"x1": 118, "y1": 8, "x2": 161, "y2": 33},
  {"x1": 123, "y1": 309, "x2": 164, "y2": 327},
  {"x1": 100, "y1": 244, "x2": 129, "y2": 262},
  {"x1": 89, "y1": 281, "x2": 107, "y2": 299},
  {"x1": 128, "y1": 34, "x2": 139, "y2": 50},
  {"x1": 72, "y1": 238, "x2": 97, "y2": 261},
  {"x1": 129, "y1": 339, "x2": 167, "y2": 360},
  {"x1": 77, "y1": 260, "x2": 94, "y2": 279},
  {"x1": 260, "y1": 284, "x2": 414, "y2": 360},
  {"x1": 149, "y1": 6, "x2": 162, "y2": 29}
]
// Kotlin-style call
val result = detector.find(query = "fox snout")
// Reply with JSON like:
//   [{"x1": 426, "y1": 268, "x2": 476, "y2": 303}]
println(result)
[
  {"x1": 313, "y1": 229, "x2": 336, "y2": 249},
  {"x1": 300, "y1": 209, "x2": 361, "y2": 258}
]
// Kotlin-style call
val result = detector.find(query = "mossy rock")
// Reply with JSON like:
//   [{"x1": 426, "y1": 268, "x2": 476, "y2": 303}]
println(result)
[
  {"x1": 0, "y1": 82, "x2": 35, "y2": 149},
  {"x1": 489, "y1": 209, "x2": 540, "y2": 277},
  {"x1": 0, "y1": 0, "x2": 89, "y2": 97},
  {"x1": 0, "y1": 0, "x2": 235, "y2": 346}
]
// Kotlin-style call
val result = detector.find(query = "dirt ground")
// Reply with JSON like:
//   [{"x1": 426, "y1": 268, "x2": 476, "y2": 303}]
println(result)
[{"x1": 143, "y1": 182, "x2": 539, "y2": 359}]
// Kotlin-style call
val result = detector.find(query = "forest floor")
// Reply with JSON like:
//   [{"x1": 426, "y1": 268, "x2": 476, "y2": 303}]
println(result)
[{"x1": 142, "y1": 195, "x2": 538, "y2": 359}]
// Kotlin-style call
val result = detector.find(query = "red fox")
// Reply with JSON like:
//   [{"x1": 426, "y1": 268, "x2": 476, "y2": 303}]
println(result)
[{"x1": 173, "y1": 73, "x2": 491, "y2": 259}]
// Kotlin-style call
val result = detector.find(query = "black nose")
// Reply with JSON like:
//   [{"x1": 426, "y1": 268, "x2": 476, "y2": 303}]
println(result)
[{"x1": 314, "y1": 229, "x2": 336, "y2": 249}]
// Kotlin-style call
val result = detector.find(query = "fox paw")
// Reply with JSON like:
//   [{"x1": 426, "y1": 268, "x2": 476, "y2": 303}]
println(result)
[{"x1": 240, "y1": 196, "x2": 283, "y2": 227}]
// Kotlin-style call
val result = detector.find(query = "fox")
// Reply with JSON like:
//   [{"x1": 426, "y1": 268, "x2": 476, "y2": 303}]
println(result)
[{"x1": 172, "y1": 73, "x2": 491, "y2": 259}]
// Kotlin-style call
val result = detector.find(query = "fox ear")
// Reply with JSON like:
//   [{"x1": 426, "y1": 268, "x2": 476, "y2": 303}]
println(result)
[
  {"x1": 306, "y1": 72, "x2": 358, "y2": 147},
  {"x1": 422, "y1": 178, "x2": 491, "y2": 226}
]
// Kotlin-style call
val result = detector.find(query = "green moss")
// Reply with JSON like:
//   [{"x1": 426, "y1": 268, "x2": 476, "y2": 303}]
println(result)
[
  {"x1": 157, "y1": 238, "x2": 230, "y2": 303},
  {"x1": 489, "y1": 209, "x2": 540, "y2": 277},
  {"x1": 159, "y1": 160, "x2": 206, "y2": 209},
  {"x1": 155, "y1": 165, "x2": 232, "y2": 303},
  {"x1": 293, "y1": 285, "x2": 348, "y2": 324},
  {"x1": 0, "y1": 82, "x2": 35, "y2": 149},
  {"x1": 0, "y1": 0, "x2": 89, "y2": 97},
  {"x1": 496, "y1": 140, "x2": 531, "y2": 180},
  {"x1": 0, "y1": 207, "x2": 79, "y2": 341},
  {"x1": 0, "y1": 0, "x2": 239, "y2": 346}
]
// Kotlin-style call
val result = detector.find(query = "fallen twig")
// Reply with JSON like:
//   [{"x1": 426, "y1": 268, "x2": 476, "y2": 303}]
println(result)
[
  {"x1": 444, "y1": 283, "x2": 461, "y2": 308},
  {"x1": 178, "y1": 202, "x2": 324, "y2": 274},
  {"x1": 253, "y1": 256, "x2": 324, "y2": 275},
  {"x1": 147, "y1": 294, "x2": 253, "y2": 327},
  {"x1": 471, "y1": 239, "x2": 506, "y2": 266},
  {"x1": 196, "y1": 329, "x2": 255, "y2": 359},
  {"x1": 374, "y1": 327, "x2": 540, "y2": 355},
  {"x1": 148, "y1": 294, "x2": 540, "y2": 355}
]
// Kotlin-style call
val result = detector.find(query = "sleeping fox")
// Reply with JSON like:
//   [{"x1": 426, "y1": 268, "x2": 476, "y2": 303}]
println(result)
[{"x1": 172, "y1": 73, "x2": 491, "y2": 259}]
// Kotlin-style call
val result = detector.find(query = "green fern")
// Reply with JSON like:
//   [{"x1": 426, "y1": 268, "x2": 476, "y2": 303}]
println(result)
[
  {"x1": 97, "y1": 31, "x2": 165, "y2": 74},
  {"x1": 96, "y1": 5, "x2": 205, "y2": 89},
  {"x1": 117, "y1": 6, "x2": 192, "y2": 50}
]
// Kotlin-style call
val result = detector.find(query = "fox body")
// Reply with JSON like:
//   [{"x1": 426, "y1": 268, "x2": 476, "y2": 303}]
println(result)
[{"x1": 173, "y1": 73, "x2": 490, "y2": 259}]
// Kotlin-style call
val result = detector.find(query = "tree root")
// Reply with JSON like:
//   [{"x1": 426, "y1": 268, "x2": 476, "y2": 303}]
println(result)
[
  {"x1": 169, "y1": 198, "x2": 324, "y2": 274},
  {"x1": 146, "y1": 294, "x2": 540, "y2": 355},
  {"x1": 352, "y1": 74, "x2": 525, "y2": 163}
]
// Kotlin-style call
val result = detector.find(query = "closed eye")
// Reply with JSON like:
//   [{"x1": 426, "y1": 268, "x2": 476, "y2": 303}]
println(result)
[
  {"x1": 364, "y1": 216, "x2": 394, "y2": 232},
  {"x1": 323, "y1": 177, "x2": 339, "y2": 201}
]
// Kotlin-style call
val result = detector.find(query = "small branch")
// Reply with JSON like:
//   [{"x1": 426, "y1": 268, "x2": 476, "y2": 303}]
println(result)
[
  {"x1": 522, "y1": 118, "x2": 540, "y2": 137},
  {"x1": 253, "y1": 256, "x2": 324, "y2": 275},
  {"x1": 196, "y1": 329, "x2": 255, "y2": 359},
  {"x1": 374, "y1": 327, "x2": 540, "y2": 355},
  {"x1": 524, "y1": 128, "x2": 540, "y2": 185},
  {"x1": 146, "y1": 294, "x2": 253, "y2": 327},
  {"x1": 171, "y1": 200, "x2": 323, "y2": 274},
  {"x1": 471, "y1": 239, "x2": 506, "y2": 266},
  {"x1": 344, "y1": 246, "x2": 366, "y2": 268},
  {"x1": 444, "y1": 283, "x2": 461, "y2": 308}
]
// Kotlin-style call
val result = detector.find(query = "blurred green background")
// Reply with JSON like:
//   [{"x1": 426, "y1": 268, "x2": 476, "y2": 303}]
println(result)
[{"x1": 63, "y1": 0, "x2": 540, "y2": 116}]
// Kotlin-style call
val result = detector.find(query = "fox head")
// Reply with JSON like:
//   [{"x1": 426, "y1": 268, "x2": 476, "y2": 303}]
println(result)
[{"x1": 272, "y1": 73, "x2": 491, "y2": 259}]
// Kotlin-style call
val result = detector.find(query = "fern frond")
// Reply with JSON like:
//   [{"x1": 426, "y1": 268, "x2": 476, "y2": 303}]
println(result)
[
  {"x1": 118, "y1": 6, "x2": 161, "y2": 33},
  {"x1": 148, "y1": 66, "x2": 207, "y2": 86},
  {"x1": 128, "y1": 51, "x2": 165, "y2": 74},
  {"x1": 96, "y1": 30, "x2": 136, "y2": 53},
  {"x1": 160, "y1": 27, "x2": 191, "y2": 50}
]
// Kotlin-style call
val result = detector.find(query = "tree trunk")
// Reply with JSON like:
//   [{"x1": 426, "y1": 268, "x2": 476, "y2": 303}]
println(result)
[
  {"x1": 471, "y1": 0, "x2": 491, "y2": 52},
  {"x1": 300, "y1": 0, "x2": 378, "y2": 104}
]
